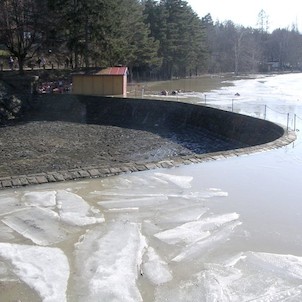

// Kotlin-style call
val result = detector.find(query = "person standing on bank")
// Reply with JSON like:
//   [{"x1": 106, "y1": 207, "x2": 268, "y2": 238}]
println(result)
[{"x1": 8, "y1": 56, "x2": 14, "y2": 70}]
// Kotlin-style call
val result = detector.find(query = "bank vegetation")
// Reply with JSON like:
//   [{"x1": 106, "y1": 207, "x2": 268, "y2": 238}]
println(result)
[{"x1": 0, "y1": 0, "x2": 302, "y2": 79}]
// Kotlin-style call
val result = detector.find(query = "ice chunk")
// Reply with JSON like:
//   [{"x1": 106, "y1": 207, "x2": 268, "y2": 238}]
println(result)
[
  {"x1": 154, "y1": 205, "x2": 208, "y2": 224},
  {"x1": 2, "y1": 207, "x2": 71, "y2": 246},
  {"x1": 74, "y1": 221, "x2": 147, "y2": 302},
  {"x1": 0, "y1": 243, "x2": 69, "y2": 302},
  {"x1": 155, "y1": 213, "x2": 239, "y2": 245},
  {"x1": 172, "y1": 220, "x2": 242, "y2": 262},
  {"x1": 56, "y1": 190, "x2": 105, "y2": 226},
  {"x1": 142, "y1": 247, "x2": 172, "y2": 285},
  {"x1": 98, "y1": 195, "x2": 169, "y2": 209},
  {"x1": 154, "y1": 173, "x2": 193, "y2": 189},
  {"x1": 154, "y1": 224, "x2": 210, "y2": 245},
  {"x1": 22, "y1": 191, "x2": 57, "y2": 207},
  {"x1": 194, "y1": 213, "x2": 240, "y2": 231}
]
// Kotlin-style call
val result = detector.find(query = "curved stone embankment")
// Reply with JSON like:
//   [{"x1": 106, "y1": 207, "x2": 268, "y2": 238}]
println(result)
[{"x1": 0, "y1": 95, "x2": 296, "y2": 190}]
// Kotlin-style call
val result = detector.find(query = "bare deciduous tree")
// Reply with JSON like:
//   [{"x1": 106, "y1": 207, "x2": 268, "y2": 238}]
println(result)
[{"x1": 0, "y1": 0, "x2": 48, "y2": 73}]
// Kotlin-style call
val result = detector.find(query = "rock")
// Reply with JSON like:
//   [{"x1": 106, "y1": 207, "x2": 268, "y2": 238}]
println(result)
[{"x1": 0, "y1": 80, "x2": 23, "y2": 124}]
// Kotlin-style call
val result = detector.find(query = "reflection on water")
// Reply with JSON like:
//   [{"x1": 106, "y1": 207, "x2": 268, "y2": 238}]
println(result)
[{"x1": 1, "y1": 73, "x2": 302, "y2": 301}]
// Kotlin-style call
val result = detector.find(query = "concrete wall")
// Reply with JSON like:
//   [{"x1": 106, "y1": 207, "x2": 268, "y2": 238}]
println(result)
[{"x1": 28, "y1": 94, "x2": 284, "y2": 147}]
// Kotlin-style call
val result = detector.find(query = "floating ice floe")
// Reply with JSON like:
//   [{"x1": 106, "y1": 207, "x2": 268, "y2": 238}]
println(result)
[
  {"x1": 155, "y1": 252, "x2": 302, "y2": 302},
  {"x1": 153, "y1": 204, "x2": 208, "y2": 224},
  {"x1": 172, "y1": 220, "x2": 242, "y2": 262},
  {"x1": 2, "y1": 207, "x2": 70, "y2": 246},
  {"x1": 74, "y1": 221, "x2": 147, "y2": 302},
  {"x1": 154, "y1": 173, "x2": 193, "y2": 189},
  {"x1": 56, "y1": 190, "x2": 105, "y2": 226},
  {"x1": 98, "y1": 195, "x2": 169, "y2": 209},
  {"x1": 154, "y1": 213, "x2": 240, "y2": 246},
  {"x1": 22, "y1": 191, "x2": 57, "y2": 207},
  {"x1": 0, "y1": 243, "x2": 69, "y2": 302},
  {"x1": 1, "y1": 190, "x2": 106, "y2": 245}
]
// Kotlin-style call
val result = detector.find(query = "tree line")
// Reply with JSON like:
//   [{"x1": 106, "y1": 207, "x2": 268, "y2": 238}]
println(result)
[{"x1": 1, "y1": 0, "x2": 302, "y2": 79}]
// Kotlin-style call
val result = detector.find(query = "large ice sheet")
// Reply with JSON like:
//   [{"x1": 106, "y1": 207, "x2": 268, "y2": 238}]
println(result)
[
  {"x1": 2, "y1": 207, "x2": 71, "y2": 245},
  {"x1": 0, "y1": 243, "x2": 69, "y2": 302},
  {"x1": 74, "y1": 221, "x2": 147, "y2": 302},
  {"x1": 1, "y1": 190, "x2": 104, "y2": 245},
  {"x1": 56, "y1": 190, "x2": 105, "y2": 226}
]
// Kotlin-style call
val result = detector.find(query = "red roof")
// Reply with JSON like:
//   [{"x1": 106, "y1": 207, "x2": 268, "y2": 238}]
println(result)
[{"x1": 97, "y1": 67, "x2": 128, "y2": 76}]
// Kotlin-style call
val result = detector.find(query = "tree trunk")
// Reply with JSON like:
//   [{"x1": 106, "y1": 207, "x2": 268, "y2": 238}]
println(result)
[
  {"x1": 17, "y1": 57, "x2": 25, "y2": 75},
  {"x1": 84, "y1": 16, "x2": 89, "y2": 68}
]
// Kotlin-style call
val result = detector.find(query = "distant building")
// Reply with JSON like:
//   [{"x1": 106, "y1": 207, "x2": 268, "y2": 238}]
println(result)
[
  {"x1": 266, "y1": 61, "x2": 280, "y2": 72},
  {"x1": 72, "y1": 66, "x2": 128, "y2": 97}
]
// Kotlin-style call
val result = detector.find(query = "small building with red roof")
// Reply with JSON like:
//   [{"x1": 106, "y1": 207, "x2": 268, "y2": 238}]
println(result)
[{"x1": 72, "y1": 66, "x2": 128, "y2": 97}]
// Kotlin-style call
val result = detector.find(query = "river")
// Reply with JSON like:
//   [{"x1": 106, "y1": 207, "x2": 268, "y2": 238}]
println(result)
[{"x1": 0, "y1": 73, "x2": 302, "y2": 301}]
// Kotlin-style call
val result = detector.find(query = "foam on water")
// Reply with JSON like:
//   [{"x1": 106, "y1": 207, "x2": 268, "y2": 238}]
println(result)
[{"x1": 0, "y1": 243, "x2": 69, "y2": 302}]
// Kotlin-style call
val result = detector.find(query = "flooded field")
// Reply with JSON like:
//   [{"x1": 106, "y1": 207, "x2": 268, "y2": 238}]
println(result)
[{"x1": 1, "y1": 73, "x2": 302, "y2": 301}]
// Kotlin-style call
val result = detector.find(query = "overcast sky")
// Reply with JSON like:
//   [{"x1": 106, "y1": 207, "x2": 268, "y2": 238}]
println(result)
[{"x1": 187, "y1": 0, "x2": 301, "y2": 32}]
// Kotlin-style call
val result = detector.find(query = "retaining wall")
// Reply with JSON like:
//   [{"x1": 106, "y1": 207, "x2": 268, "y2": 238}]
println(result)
[{"x1": 29, "y1": 94, "x2": 284, "y2": 147}]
